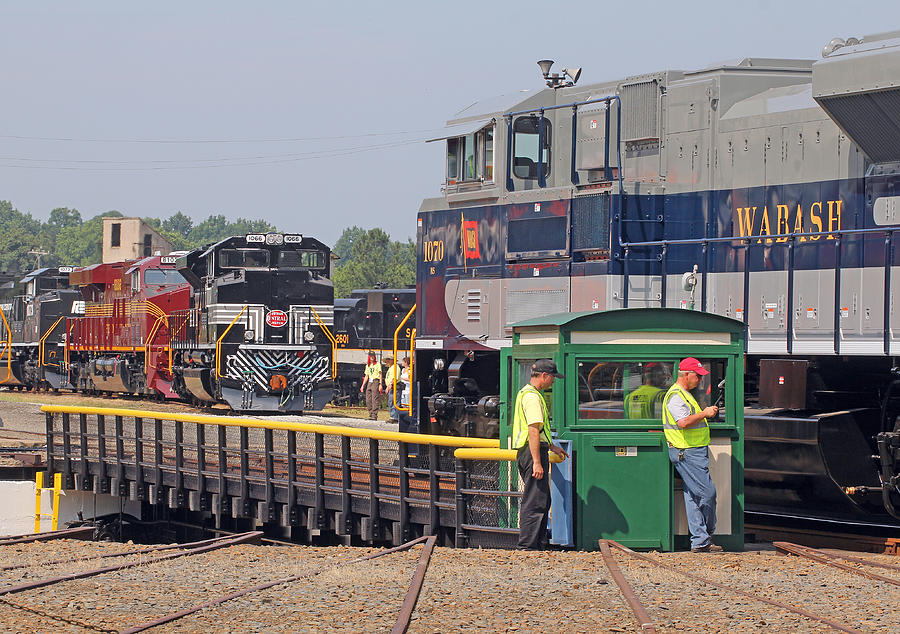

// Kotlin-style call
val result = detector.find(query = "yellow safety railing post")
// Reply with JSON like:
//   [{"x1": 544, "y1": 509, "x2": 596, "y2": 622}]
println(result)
[
  {"x1": 33, "y1": 471, "x2": 62, "y2": 532},
  {"x1": 34, "y1": 471, "x2": 44, "y2": 533},
  {"x1": 392, "y1": 304, "x2": 416, "y2": 414},
  {"x1": 52, "y1": 473, "x2": 61, "y2": 530}
]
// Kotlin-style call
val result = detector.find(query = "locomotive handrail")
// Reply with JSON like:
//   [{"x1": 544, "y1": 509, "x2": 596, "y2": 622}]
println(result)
[
  {"x1": 309, "y1": 305, "x2": 338, "y2": 379},
  {"x1": 38, "y1": 315, "x2": 67, "y2": 370},
  {"x1": 0, "y1": 305, "x2": 12, "y2": 385},
  {"x1": 393, "y1": 303, "x2": 417, "y2": 415},
  {"x1": 215, "y1": 305, "x2": 247, "y2": 379},
  {"x1": 143, "y1": 314, "x2": 169, "y2": 376},
  {"x1": 40, "y1": 404, "x2": 501, "y2": 448}
]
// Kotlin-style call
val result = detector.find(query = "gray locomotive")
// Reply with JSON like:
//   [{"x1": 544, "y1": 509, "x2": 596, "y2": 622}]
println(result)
[{"x1": 414, "y1": 32, "x2": 900, "y2": 523}]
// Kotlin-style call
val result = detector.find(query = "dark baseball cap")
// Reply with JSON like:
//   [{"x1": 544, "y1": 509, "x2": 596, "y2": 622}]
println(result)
[{"x1": 533, "y1": 358, "x2": 564, "y2": 378}]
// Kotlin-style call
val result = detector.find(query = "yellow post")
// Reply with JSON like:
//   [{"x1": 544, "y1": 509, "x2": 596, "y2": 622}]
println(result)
[
  {"x1": 34, "y1": 471, "x2": 44, "y2": 533},
  {"x1": 52, "y1": 473, "x2": 62, "y2": 530}
]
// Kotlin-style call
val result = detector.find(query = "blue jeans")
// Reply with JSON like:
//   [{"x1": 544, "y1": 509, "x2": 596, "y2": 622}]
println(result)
[
  {"x1": 387, "y1": 389, "x2": 398, "y2": 421},
  {"x1": 668, "y1": 446, "x2": 716, "y2": 549}
]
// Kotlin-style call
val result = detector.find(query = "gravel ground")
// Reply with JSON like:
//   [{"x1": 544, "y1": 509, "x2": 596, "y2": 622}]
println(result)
[{"x1": 1, "y1": 540, "x2": 898, "y2": 633}]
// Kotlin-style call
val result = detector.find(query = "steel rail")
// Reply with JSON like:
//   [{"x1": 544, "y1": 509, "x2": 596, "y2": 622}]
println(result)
[
  {"x1": 608, "y1": 541, "x2": 861, "y2": 634},
  {"x1": 0, "y1": 530, "x2": 262, "y2": 597},
  {"x1": 597, "y1": 540, "x2": 656, "y2": 633},
  {"x1": 774, "y1": 541, "x2": 900, "y2": 587},
  {"x1": 0, "y1": 533, "x2": 239, "y2": 572},
  {"x1": 0, "y1": 527, "x2": 95, "y2": 546},
  {"x1": 120, "y1": 535, "x2": 432, "y2": 634},
  {"x1": 391, "y1": 535, "x2": 437, "y2": 634}
]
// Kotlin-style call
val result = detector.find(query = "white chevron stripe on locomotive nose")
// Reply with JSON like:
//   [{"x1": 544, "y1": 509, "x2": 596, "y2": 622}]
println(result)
[{"x1": 226, "y1": 347, "x2": 329, "y2": 391}]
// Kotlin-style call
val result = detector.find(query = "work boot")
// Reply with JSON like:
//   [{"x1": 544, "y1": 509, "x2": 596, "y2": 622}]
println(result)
[{"x1": 691, "y1": 544, "x2": 724, "y2": 553}]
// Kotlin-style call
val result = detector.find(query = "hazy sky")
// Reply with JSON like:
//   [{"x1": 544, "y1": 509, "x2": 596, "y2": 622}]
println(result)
[{"x1": 0, "y1": 1, "x2": 895, "y2": 246}]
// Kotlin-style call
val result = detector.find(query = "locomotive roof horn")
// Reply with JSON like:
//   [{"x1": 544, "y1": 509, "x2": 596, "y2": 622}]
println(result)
[{"x1": 537, "y1": 60, "x2": 581, "y2": 89}]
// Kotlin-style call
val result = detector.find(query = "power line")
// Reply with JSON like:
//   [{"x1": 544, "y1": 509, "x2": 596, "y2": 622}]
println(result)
[
  {"x1": 0, "y1": 128, "x2": 445, "y2": 144},
  {"x1": 0, "y1": 138, "x2": 427, "y2": 172}
]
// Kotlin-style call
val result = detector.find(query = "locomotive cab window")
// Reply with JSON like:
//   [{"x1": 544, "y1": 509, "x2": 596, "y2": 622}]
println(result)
[
  {"x1": 144, "y1": 269, "x2": 186, "y2": 286},
  {"x1": 278, "y1": 250, "x2": 326, "y2": 269},
  {"x1": 447, "y1": 125, "x2": 494, "y2": 185},
  {"x1": 219, "y1": 249, "x2": 270, "y2": 269},
  {"x1": 513, "y1": 116, "x2": 551, "y2": 180}
]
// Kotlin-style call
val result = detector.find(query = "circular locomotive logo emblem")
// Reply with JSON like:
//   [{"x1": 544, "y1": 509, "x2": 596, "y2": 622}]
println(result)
[{"x1": 266, "y1": 310, "x2": 288, "y2": 328}]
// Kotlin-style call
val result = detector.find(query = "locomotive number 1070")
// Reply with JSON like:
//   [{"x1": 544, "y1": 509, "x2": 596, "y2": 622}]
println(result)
[{"x1": 423, "y1": 240, "x2": 444, "y2": 263}]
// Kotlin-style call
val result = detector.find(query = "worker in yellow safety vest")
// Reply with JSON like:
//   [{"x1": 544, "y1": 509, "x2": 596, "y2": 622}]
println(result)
[
  {"x1": 623, "y1": 362, "x2": 667, "y2": 418},
  {"x1": 512, "y1": 358, "x2": 568, "y2": 550},
  {"x1": 662, "y1": 357, "x2": 721, "y2": 553}
]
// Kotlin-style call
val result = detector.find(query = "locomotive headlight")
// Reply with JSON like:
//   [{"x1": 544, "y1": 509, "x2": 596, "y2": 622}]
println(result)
[
  {"x1": 303, "y1": 330, "x2": 315, "y2": 342},
  {"x1": 244, "y1": 329, "x2": 255, "y2": 342},
  {"x1": 266, "y1": 233, "x2": 284, "y2": 245},
  {"x1": 433, "y1": 358, "x2": 445, "y2": 371}
]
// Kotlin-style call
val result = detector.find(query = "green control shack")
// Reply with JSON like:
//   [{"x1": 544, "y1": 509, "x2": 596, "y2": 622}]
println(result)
[{"x1": 500, "y1": 308, "x2": 745, "y2": 551}]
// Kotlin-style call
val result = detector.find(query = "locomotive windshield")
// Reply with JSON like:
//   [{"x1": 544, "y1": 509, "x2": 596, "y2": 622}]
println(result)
[
  {"x1": 220, "y1": 249, "x2": 270, "y2": 269},
  {"x1": 278, "y1": 249, "x2": 326, "y2": 269},
  {"x1": 144, "y1": 269, "x2": 186, "y2": 286}
]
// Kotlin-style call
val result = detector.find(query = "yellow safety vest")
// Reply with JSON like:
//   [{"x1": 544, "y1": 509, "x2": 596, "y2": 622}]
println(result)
[
  {"x1": 384, "y1": 365, "x2": 398, "y2": 387},
  {"x1": 662, "y1": 383, "x2": 710, "y2": 449},
  {"x1": 512, "y1": 384, "x2": 552, "y2": 449},
  {"x1": 624, "y1": 384, "x2": 663, "y2": 419}
]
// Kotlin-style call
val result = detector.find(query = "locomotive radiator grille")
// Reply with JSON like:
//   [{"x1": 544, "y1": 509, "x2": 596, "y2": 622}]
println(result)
[{"x1": 226, "y1": 346, "x2": 329, "y2": 392}]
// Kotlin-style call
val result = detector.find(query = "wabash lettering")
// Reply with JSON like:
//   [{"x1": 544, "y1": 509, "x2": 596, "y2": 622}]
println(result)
[{"x1": 735, "y1": 200, "x2": 843, "y2": 242}]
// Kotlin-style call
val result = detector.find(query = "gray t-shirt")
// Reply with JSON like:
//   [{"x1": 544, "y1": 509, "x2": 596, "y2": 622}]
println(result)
[{"x1": 666, "y1": 393, "x2": 692, "y2": 422}]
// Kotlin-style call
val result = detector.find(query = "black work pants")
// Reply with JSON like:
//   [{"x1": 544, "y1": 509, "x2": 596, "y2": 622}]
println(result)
[{"x1": 516, "y1": 444, "x2": 551, "y2": 550}]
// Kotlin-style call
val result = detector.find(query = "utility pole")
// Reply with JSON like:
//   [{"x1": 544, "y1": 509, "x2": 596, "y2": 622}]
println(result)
[{"x1": 27, "y1": 248, "x2": 49, "y2": 269}]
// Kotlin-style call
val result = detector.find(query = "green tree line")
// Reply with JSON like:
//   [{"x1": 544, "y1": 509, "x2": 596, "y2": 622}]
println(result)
[{"x1": 0, "y1": 201, "x2": 414, "y2": 297}]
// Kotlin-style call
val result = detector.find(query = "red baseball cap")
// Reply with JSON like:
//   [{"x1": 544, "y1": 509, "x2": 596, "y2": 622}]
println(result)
[{"x1": 679, "y1": 357, "x2": 709, "y2": 375}]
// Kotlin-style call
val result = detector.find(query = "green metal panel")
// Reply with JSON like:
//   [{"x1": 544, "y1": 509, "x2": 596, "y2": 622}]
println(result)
[{"x1": 574, "y1": 431, "x2": 672, "y2": 551}]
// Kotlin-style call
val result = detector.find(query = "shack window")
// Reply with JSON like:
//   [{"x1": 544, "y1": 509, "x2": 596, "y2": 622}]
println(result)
[
  {"x1": 110, "y1": 223, "x2": 121, "y2": 247},
  {"x1": 513, "y1": 116, "x2": 551, "y2": 179},
  {"x1": 447, "y1": 125, "x2": 495, "y2": 185},
  {"x1": 220, "y1": 249, "x2": 270, "y2": 269},
  {"x1": 278, "y1": 250, "x2": 325, "y2": 269},
  {"x1": 143, "y1": 234, "x2": 152, "y2": 257},
  {"x1": 577, "y1": 361, "x2": 675, "y2": 420}
]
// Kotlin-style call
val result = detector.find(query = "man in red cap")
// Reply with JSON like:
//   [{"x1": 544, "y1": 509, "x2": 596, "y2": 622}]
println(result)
[{"x1": 662, "y1": 357, "x2": 721, "y2": 552}]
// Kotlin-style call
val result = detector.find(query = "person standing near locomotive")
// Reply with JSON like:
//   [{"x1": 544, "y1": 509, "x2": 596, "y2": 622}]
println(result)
[
  {"x1": 360, "y1": 351, "x2": 382, "y2": 420},
  {"x1": 512, "y1": 359, "x2": 568, "y2": 550},
  {"x1": 663, "y1": 357, "x2": 721, "y2": 553},
  {"x1": 383, "y1": 356, "x2": 398, "y2": 423}
]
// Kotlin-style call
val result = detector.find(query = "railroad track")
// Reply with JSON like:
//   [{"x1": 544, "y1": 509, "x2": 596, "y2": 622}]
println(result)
[
  {"x1": 598, "y1": 539, "x2": 900, "y2": 633},
  {"x1": 0, "y1": 530, "x2": 437, "y2": 633}
]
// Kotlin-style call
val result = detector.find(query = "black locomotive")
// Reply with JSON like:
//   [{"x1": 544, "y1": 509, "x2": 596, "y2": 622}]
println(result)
[
  {"x1": 0, "y1": 267, "x2": 81, "y2": 388},
  {"x1": 332, "y1": 287, "x2": 415, "y2": 402},
  {"x1": 171, "y1": 234, "x2": 336, "y2": 412}
]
